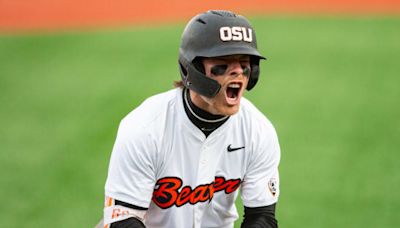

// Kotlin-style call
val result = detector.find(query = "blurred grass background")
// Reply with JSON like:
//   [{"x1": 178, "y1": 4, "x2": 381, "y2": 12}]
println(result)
[{"x1": 1, "y1": 16, "x2": 400, "y2": 227}]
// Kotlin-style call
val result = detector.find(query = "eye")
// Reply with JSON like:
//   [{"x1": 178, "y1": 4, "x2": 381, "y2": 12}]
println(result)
[
  {"x1": 210, "y1": 65, "x2": 228, "y2": 76},
  {"x1": 242, "y1": 66, "x2": 251, "y2": 77},
  {"x1": 240, "y1": 60, "x2": 251, "y2": 76}
]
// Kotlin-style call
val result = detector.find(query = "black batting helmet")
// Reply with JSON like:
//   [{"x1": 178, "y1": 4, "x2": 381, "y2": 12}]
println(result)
[{"x1": 178, "y1": 10, "x2": 266, "y2": 98}]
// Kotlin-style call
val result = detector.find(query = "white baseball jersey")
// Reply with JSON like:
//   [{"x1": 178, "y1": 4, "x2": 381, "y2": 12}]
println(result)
[{"x1": 104, "y1": 87, "x2": 280, "y2": 228}]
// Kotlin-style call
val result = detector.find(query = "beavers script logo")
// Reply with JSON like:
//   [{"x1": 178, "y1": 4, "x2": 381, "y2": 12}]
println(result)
[{"x1": 152, "y1": 176, "x2": 241, "y2": 209}]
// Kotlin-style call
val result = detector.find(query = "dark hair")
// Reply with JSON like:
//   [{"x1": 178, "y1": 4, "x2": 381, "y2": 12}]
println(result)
[{"x1": 173, "y1": 80, "x2": 184, "y2": 88}]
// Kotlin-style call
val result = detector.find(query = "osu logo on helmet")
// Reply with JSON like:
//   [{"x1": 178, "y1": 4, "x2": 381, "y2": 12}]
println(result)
[{"x1": 219, "y1": 27, "x2": 253, "y2": 42}]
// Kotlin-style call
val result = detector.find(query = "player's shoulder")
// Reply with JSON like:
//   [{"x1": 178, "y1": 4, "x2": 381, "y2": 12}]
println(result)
[
  {"x1": 119, "y1": 88, "x2": 180, "y2": 133},
  {"x1": 239, "y1": 97, "x2": 280, "y2": 157},
  {"x1": 239, "y1": 97, "x2": 275, "y2": 131}
]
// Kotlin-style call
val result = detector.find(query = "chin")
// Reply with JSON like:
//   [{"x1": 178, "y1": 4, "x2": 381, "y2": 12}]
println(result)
[{"x1": 219, "y1": 105, "x2": 240, "y2": 116}]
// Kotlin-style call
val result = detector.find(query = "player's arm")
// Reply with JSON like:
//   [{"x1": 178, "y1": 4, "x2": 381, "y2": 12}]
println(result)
[
  {"x1": 104, "y1": 117, "x2": 157, "y2": 227},
  {"x1": 105, "y1": 199, "x2": 147, "y2": 228},
  {"x1": 241, "y1": 203, "x2": 278, "y2": 228},
  {"x1": 241, "y1": 122, "x2": 281, "y2": 228},
  {"x1": 109, "y1": 201, "x2": 146, "y2": 228}
]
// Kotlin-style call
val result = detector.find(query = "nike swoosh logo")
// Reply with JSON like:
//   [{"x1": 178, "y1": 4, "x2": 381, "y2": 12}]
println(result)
[{"x1": 227, "y1": 144, "x2": 245, "y2": 152}]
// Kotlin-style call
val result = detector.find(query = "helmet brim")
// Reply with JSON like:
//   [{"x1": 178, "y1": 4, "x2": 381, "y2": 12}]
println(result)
[{"x1": 196, "y1": 44, "x2": 266, "y2": 60}]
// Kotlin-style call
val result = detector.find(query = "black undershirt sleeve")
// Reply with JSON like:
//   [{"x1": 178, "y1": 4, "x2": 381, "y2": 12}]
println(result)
[
  {"x1": 110, "y1": 218, "x2": 145, "y2": 228},
  {"x1": 109, "y1": 200, "x2": 147, "y2": 228},
  {"x1": 241, "y1": 203, "x2": 278, "y2": 228}
]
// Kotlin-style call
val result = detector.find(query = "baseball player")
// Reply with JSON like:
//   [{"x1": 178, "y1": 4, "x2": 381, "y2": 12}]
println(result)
[{"x1": 101, "y1": 10, "x2": 280, "y2": 228}]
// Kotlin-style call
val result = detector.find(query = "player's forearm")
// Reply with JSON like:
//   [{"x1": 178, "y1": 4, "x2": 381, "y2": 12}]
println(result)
[
  {"x1": 241, "y1": 203, "x2": 278, "y2": 228},
  {"x1": 103, "y1": 199, "x2": 147, "y2": 228}
]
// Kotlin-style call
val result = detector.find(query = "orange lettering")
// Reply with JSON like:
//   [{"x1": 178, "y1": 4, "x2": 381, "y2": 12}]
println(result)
[
  {"x1": 152, "y1": 176, "x2": 241, "y2": 209},
  {"x1": 111, "y1": 209, "x2": 120, "y2": 219}
]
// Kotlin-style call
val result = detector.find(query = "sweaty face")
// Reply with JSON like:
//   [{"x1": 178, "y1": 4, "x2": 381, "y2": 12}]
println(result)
[{"x1": 190, "y1": 55, "x2": 251, "y2": 116}]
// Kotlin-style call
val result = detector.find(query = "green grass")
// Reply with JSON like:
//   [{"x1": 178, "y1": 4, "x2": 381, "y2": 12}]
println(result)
[{"x1": 1, "y1": 16, "x2": 399, "y2": 227}]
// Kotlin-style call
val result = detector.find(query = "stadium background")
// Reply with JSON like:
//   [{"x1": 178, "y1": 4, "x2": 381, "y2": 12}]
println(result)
[{"x1": 1, "y1": 0, "x2": 399, "y2": 227}]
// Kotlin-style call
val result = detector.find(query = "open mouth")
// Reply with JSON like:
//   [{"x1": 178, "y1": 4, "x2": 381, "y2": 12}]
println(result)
[{"x1": 225, "y1": 82, "x2": 243, "y2": 104}]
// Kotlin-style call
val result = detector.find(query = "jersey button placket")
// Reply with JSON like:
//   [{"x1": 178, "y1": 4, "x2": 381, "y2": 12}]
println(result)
[
  {"x1": 193, "y1": 207, "x2": 202, "y2": 228},
  {"x1": 197, "y1": 145, "x2": 210, "y2": 184},
  {"x1": 194, "y1": 144, "x2": 209, "y2": 228}
]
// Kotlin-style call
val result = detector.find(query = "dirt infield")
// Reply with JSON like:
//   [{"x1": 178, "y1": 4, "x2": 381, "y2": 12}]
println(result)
[{"x1": 1, "y1": 0, "x2": 400, "y2": 32}]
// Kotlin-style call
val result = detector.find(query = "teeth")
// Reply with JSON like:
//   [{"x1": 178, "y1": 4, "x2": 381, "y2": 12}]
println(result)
[{"x1": 228, "y1": 83, "x2": 240, "y2": 88}]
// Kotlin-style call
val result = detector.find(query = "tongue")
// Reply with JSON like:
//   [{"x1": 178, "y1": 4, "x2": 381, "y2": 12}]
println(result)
[{"x1": 227, "y1": 88, "x2": 236, "y2": 99}]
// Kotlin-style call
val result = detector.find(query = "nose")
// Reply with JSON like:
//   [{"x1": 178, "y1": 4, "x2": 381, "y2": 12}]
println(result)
[{"x1": 228, "y1": 61, "x2": 245, "y2": 77}]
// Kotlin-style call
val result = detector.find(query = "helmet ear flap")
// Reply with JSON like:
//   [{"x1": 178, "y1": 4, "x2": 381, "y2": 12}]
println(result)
[
  {"x1": 246, "y1": 57, "x2": 261, "y2": 91},
  {"x1": 192, "y1": 57, "x2": 205, "y2": 74},
  {"x1": 179, "y1": 61, "x2": 187, "y2": 77},
  {"x1": 178, "y1": 59, "x2": 190, "y2": 87},
  {"x1": 179, "y1": 56, "x2": 221, "y2": 97}
]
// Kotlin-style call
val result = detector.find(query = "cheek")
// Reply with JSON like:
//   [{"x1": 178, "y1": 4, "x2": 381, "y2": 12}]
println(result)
[
  {"x1": 203, "y1": 96, "x2": 217, "y2": 105},
  {"x1": 244, "y1": 77, "x2": 249, "y2": 85},
  {"x1": 215, "y1": 76, "x2": 231, "y2": 87}
]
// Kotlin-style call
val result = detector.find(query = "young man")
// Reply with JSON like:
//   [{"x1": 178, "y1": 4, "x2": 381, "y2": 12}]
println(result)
[{"x1": 102, "y1": 10, "x2": 280, "y2": 228}]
